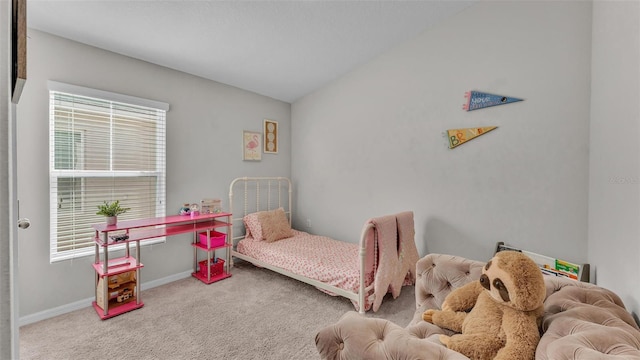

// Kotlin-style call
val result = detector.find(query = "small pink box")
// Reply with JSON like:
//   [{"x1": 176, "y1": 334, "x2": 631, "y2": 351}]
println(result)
[{"x1": 198, "y1": 231, "x2": 226, "y2": 248}]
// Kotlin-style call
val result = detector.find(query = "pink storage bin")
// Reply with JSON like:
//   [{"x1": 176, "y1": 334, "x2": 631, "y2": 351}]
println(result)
[
  {"x1": 198, "y1": 230, "x2": 226, "y2": 248},
  {"x1": 198, "y1": 259, "x2": 225, "y2": 277}
]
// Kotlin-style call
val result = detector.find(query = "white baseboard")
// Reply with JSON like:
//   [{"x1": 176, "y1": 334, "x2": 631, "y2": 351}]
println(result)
[{"x1": 19, "y1": 270, "x2": 193, "y2": 326}]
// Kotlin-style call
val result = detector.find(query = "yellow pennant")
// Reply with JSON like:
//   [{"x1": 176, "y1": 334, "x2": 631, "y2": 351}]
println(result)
[{"x1": 447, "y1": 126, "x2": 497, "y2": 149}]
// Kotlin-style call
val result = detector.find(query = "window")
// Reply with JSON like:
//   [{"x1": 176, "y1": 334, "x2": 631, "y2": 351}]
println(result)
[{"x1": 49, "y1": 82, "x2": 169, "y2": 262}]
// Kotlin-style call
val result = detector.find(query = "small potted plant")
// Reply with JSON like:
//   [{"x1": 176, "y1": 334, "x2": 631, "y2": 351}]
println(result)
[{"x1": 96, "y1": 200, "x2": 130, "y2": 226}]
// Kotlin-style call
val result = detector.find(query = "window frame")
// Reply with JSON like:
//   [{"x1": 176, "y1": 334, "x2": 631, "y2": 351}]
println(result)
[{"x1": 48, "y1": 81, "x2": 169, "y2": 262}]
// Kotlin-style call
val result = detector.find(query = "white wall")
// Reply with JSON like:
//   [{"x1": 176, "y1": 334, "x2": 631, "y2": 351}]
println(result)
[
  {"x1": 589, "y1": 1, "x2": 640, "y2": 318},
  {"x1": 16, "y1": 30, "x2": 291, "y2": 318},
  {"x1": 292, "y1": 1, "x2": 592, "y2": 264},
  {"x1": 16, "y1": 0, "x2": 640, "y2": 323}
]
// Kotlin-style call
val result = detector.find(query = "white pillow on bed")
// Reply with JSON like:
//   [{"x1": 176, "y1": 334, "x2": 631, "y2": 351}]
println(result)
[{"x1": 243, "y1": 212, "x2": 263, "y2": 240}]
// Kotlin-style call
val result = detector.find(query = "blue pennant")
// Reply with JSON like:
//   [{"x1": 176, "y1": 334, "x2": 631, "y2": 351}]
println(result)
[{"x1": 463, "y1": 91, "x2": 523, "y2": 111}]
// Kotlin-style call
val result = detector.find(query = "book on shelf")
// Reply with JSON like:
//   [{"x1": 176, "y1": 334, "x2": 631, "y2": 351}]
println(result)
[{"x1": 496, "y1": 242, "x2": 581, "y2": 281}]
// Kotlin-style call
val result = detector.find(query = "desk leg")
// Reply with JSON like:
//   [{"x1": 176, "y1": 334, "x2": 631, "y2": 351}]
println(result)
[
  {"x1": 103, "y1": 245, "x2": 109, "y2": 316},
  {"x1": 193, "y1": 232, "x2": 198, "y2": 274},
  {"x1": 136, "y1": 240, "x2": 141, "y2": 305}
]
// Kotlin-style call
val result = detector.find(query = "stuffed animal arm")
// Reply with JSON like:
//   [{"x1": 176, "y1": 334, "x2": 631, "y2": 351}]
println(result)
[
  {"x1": 422, "y1": 280, "x2": 484, "y2": 332},
  {"x1": 441, "y1": 280, "x2": 484, "y2": 312}
]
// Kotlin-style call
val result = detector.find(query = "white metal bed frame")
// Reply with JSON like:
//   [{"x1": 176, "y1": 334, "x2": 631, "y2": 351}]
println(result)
[{"x1": 228, "y1": 177, "x2": 374, "y2": 314}]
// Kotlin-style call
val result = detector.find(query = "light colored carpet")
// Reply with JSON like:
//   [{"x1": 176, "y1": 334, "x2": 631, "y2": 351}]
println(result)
[{"x1": 20, "y1": 260, "x2": 416, "y2": 360}]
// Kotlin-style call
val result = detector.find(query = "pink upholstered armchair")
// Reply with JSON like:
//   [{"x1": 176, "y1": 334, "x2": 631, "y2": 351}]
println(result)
[{"x1": 316, "y1": 253, "x2": 640, "y2": 359}]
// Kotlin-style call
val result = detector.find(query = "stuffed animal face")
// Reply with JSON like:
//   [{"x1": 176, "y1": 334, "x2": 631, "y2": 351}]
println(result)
[{"x1": 479, "y1": 251, "x2": 546, "y2": 312}]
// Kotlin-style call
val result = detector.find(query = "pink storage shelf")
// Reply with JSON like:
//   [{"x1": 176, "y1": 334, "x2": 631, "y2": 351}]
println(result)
[
  {"x1": 192, "y1": 243, "x2": 231, "y2": 252},
  {"x1": 92, "y1": 300, "x2": 143, "y2": 320},
  {"x1": 92, "y1": 213, "x2": 232, "y2": 232},
  {"x1": 93, "y1": 216, "x2": 231, "y2": 246},
  {"x1": 92, "y1": 256, "x2": 143, "y2": 277},
  {"x1": 92, "y1": 212, "x2": 232, "y2": 319},
  {"x1": 191, "y1": 269, "x2": 231, "y2": 285}
]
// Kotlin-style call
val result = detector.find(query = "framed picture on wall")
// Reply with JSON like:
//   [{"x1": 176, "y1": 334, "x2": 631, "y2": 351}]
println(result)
[
  {"x1": 243, "y1": 131, "x2": 262, "y2": 161},
  {"x1": 263, "y1": 119, "x2": 278, "y2": 154}
]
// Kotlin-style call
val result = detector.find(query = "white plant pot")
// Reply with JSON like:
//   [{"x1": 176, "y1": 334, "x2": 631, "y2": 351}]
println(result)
[{"x1": 106, "y1": 216, "x2": 117, "y2": 226}]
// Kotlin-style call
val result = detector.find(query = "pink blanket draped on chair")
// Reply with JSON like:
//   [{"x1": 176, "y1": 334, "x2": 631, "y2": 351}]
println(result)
[{"x1": 368, "y1": 211, "x2": 419, "y2": 312}]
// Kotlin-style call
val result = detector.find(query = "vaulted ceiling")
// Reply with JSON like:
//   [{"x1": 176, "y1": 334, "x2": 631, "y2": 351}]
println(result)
[{"x1": 28, "y1": 0, "x2": 476, "y2": 103}]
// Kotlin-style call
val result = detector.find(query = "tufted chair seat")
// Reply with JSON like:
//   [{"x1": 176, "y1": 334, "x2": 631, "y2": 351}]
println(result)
[{"x1": 316, "y1": 253, "x2": 640, "y2": 360}]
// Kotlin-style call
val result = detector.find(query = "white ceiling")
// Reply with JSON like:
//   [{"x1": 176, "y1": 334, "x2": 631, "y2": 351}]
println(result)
[{"x1": 27, "y1": 0, "x2": 477, "y2": 103}]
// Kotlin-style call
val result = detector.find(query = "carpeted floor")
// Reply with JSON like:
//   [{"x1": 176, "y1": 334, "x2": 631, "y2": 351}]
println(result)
[{"x1": 20, "y1": 260, "x2": 416, "y2": 360}]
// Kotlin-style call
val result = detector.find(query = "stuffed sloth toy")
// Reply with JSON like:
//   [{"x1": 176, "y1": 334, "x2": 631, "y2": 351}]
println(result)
[{"x1": 422, "y1": 251, "x2": 546, "y2": 360}]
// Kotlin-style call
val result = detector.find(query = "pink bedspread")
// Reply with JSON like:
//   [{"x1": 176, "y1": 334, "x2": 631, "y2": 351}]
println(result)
[{"x1": 237, "y1": 230, "x2": 374, "y2": 305}]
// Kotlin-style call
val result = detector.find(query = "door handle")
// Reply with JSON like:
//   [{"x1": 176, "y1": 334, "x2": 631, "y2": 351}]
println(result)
[{"x1": 18, "y1": 218, "x2": 30, "y2": 229}]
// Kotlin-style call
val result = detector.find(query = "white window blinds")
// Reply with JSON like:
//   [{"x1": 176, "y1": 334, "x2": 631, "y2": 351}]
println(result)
[{"x1": 49, "y1": 82, "x2": 168, "y2": 262}]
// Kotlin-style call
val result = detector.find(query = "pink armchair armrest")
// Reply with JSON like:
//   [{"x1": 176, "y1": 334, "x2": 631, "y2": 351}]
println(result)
[
  {"x1": 315, "y1": 254, "x2": 485, "y2": 360},
  {"x1": 409, "y1": 253, "x2": 485, "y2": 326}
]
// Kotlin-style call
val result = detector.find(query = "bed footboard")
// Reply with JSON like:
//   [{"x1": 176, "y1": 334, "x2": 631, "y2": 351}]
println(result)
[{"x1": 358, "y1": 222, "x2": 374, "y2": 313}]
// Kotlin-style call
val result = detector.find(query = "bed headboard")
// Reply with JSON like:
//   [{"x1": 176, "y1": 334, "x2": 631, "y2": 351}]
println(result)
[{"x1": 228, "y1": 177, "x2": 292, "y2": 245}]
